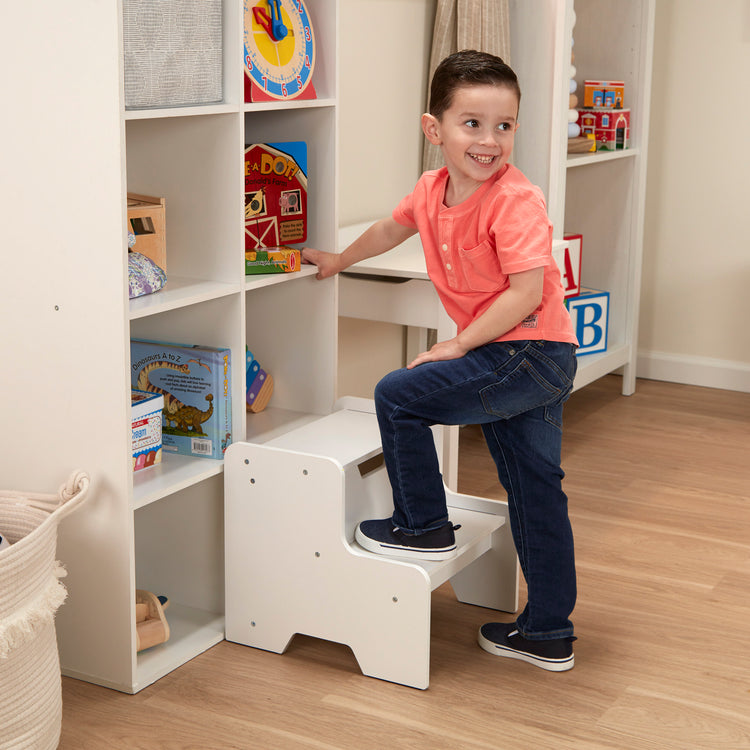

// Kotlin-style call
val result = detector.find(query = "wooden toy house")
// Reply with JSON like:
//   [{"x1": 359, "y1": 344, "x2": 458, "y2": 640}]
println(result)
[{"x1": 579, "y1": 109, "x2": 631, "y2": 151}]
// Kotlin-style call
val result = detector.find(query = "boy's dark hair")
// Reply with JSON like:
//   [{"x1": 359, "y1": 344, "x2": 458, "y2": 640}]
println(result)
[{"x1": 428, "y1": 50, "x2": 521, "y2": 119}]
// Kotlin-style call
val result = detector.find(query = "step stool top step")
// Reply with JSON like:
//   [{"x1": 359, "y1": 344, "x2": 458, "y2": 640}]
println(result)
[{"x1": 266, "y1": 409, "x2": 383, "y2": 469}]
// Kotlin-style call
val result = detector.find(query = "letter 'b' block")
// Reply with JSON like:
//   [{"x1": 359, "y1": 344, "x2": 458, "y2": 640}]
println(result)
[{"x1": 566, "y1": 288, "x2": 609, "y2": 355}]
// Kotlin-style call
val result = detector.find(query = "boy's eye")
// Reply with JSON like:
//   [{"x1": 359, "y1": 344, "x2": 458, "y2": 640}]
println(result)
[
  {"x1": 497, "y1": 122, "x2": 512, "y2": 131},
  {"x1": 464, "y1": 119, "x2": 479, "y2": 128}
]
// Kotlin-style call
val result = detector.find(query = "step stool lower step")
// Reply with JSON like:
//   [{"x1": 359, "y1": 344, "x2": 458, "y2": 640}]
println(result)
[{"x1": 352, "y1": 505, "x2": 504, "y2": 591}]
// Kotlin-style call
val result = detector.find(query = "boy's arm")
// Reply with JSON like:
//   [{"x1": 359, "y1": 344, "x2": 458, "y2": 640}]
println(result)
[
  {"x1": 407, "y1": 266, "x2": 544, "y2": 369},
  {"x1": 302, "y1": 217, "x2": 417, "y2": 279}
]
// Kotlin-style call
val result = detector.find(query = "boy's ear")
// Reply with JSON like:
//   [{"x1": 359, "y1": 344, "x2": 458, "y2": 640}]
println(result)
[{"x1": 421, "y1": 113, "x2": 442, "y2": 145}]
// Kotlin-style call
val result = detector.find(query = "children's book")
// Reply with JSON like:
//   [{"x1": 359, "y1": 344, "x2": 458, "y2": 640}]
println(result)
[
  {"x1": 131, "y1": 389, "x2": 163, "y2": 471},
  {"x1": 244, "y1": 141, "x2": 308, "y2": 256},
  {"x1": 130, "y1": 340, "x2": 232, "y2": 459}
]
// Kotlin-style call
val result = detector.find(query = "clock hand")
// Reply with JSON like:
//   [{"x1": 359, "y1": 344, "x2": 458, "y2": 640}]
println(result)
[
  {"x1": 252, "y1": 6, "x2": 275, "y2": 39},
  {"x1": 269, "y1": 0, "x2": 288, "y2": 40}
]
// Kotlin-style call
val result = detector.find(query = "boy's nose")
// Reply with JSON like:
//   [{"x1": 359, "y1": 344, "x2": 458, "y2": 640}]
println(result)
[{"x1": 477, "y1": 129, "x2": 498, "y2": 146}]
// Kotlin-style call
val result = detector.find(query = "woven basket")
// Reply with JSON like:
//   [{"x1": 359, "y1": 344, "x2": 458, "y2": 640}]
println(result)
[{"x1": 0, "y1": 471, "x2": 89, "y2": 750}]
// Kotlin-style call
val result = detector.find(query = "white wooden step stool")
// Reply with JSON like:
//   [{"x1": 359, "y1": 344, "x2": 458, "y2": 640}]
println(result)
[{"x1": 224, "y1": 399, "x2": 518, "y2": 689}]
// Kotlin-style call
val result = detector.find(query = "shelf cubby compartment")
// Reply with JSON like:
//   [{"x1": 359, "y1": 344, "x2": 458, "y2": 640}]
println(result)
[
  {"x1": 245, "y1": 273, "x2": 337, "y2": 441},
  {"x1": 129, "y1": 295, "x2": 246, "y2": 503},
  {"x1": 241, "y1": 0, "x2": 338, "y2": 109},
  {"x1": 242, "y1": 105, "x2": 337, "y2": 250},
  {"x1": 133, "y1": 476, "x2": 224, "y2": 692},
  {"x1": 126, "y1": 112, "x2": 244, "y2": 286}
]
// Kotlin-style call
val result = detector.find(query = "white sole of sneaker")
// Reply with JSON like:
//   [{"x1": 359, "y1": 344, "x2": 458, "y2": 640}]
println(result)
[
  {"x1": 477, "y1": 629, "x2": 575, "y2": 672},
  {"x1": 354, "y1": 526, "x2": 457, "y2": 562}
]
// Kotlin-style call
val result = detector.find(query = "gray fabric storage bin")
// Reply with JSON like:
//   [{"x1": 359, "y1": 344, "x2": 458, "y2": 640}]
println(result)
[{"x1": 123, "y1": 0, "x2": 223, "y2": 109}]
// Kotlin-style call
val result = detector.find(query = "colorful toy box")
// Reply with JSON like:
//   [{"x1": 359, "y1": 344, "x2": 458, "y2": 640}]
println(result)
[
  {"x1": 244, "y1": 141, "x2": 308, "y2": 257},
  {"x1": 583, "y1": 80, "x2": 625, "y2": 109},
  {"x1": 131, "y1": 390, "x2": 163, "y2": 471},
  {"x1": 245, "y1": 246, "x2": 301, "y2": 275},
  {"x1": 130, "y1": 340, "x2": 232, "y2": 459},
  {"x1": 553, "y1": 235, "x2": 583, "y2": 299},
  {"x1": 578, "y1": 108, "x2": 631, "y2": 151},
  {"x1": 566, "y1": 288, "x2": 610, "y2": 355}
]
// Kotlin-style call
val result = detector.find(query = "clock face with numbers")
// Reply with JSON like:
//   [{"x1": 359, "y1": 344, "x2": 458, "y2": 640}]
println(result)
[{"x1": 244, "y1": 0, "x2": 316, "y2": 101}]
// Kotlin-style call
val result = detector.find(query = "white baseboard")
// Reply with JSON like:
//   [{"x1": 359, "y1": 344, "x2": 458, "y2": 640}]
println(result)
[{"x1": 637, "y1": 350, "x2": 750, "y2": 393}]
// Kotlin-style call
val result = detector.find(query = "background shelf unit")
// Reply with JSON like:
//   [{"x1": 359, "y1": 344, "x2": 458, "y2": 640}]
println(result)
[
  {"x1": 1, "y1": 0, "x2": 338, "y2": 694},
  {"x1": 510, "y1": 0, "x2": 654, "y2": 395}
]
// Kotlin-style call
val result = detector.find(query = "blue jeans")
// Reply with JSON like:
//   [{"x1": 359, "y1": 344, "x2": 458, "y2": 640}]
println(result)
[{"x1": 374, "y1": 340, "x2": 578, "y2": 640}]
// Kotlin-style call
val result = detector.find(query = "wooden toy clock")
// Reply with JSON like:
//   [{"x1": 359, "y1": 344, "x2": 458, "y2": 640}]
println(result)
[{"x1": 244, "y1": 0, "x2": 317, "y2": 102}]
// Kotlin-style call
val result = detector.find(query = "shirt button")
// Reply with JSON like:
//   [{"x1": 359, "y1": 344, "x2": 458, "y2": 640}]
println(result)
[
  {"x1": 446, "y1": 263, "x2": 452, "y2": 271},
  {"x1": 441, "y1": 244, "x2": 448, "y2": 252}
]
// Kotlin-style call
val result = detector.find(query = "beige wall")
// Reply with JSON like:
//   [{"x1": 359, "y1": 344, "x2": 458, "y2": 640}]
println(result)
[
  {"x1": 338, "y1": 0, "x2": 750, "y2": 395},
  {"x1": 337, "y1": 0, "x2": 435, "y2": 398},
  {"x1": 338, "y1": 0, "x2": 435, "y2": 225},
  {"x1": 638, "y1": 0, "x2": 750, "y2": 390}
]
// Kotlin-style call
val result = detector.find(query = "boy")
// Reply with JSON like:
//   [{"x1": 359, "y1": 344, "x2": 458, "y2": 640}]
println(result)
[{"x1": 302, "y1": 50, "x2": 579, "y2": 672}]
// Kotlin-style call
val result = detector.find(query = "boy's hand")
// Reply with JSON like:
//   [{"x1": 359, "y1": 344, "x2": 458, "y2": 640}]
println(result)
[
  {"x1": 302, "y1": 247, "x2": 341, "y2": 279},
  {"x1": 407, "y1": 338, "x2": 469, "y2": 369}
]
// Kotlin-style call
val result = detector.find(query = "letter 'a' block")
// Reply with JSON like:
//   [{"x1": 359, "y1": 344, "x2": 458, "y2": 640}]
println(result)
[
  {"x1": 553, "y1": 235, "x2": 583, "y2": 298},
  {"x1": 566, "y1": 288, "x2": 609, "y2": 355}
]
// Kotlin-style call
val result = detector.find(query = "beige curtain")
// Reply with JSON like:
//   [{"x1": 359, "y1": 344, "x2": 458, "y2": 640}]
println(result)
[{"x1": 422, "y1": 0, "x2": 511, "y2": 172}]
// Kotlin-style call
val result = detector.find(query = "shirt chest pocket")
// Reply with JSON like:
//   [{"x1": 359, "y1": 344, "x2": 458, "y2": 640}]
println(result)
[{"x1": 457, "y1": 241, "x2": 503, "y2": 292}]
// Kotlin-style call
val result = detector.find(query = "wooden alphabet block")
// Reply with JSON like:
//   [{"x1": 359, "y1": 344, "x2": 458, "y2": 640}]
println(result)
[
  {"x1": 566, "y1": 288, "x2": 609, "y2": 355},
  {"x1": 554, "y1": 234, "x2": 583, "y2": 298}
]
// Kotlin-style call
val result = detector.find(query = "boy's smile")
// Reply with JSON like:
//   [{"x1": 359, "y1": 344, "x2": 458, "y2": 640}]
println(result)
[{"x1": 422, "y1": 84, "x2": 519, "y2": 206}]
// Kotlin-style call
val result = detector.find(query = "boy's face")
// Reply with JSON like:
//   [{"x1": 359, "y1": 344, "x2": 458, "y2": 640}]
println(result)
[{"x1": 422, "y1": 84, "x2": 519, "y2": 197}]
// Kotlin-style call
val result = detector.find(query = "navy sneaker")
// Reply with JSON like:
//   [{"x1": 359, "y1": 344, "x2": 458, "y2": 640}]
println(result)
[
  {"x1": 478, "y1": 622, "x2": 575, "y2": 672},
  {"x1": 355, "y1": 518, "x2": 458, "y2": 561}
]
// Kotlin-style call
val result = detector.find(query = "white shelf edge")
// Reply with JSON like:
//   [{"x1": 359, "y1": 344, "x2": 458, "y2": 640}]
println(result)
[
  {"x1": 244, "y1": 264, "x2": 319, "y2": 291},
  {"x1": 572, "y1": 343, "x2": 630, "y2": 392},
  {"x1": 124, "y1": 103, "x2": 240, "y2": 121},
  {"x1": 129, "y1": 276, "x2": 242, "y2": 320},
  {"x1": 134, "y1": 603, "x2": 224, "y2": 692},
  {"x1": 132, "y1": 454, "x2": 224, "y2": 510},
  {"x1": 242, "y1": 96, "x2": 336, "y2": 114},
  {"x1": 566, "y1": 147, "x2": 641, "y2": 169}
]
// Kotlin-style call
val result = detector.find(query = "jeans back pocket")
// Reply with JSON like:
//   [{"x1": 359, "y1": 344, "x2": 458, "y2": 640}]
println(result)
[{"x1": 479, "y1": 345, "x2": 574, "y2": 420}]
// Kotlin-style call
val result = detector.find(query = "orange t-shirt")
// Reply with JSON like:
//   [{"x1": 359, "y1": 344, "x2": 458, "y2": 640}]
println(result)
[{"x1": 393, "y1": 164, "x2": 578, "y2": 346}]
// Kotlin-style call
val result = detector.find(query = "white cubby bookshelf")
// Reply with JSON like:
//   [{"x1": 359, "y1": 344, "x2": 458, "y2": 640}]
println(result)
[
  {"x1": 1, "y1": 0, "x2": 338, "y2": 693},
  {"x1": 510, "y1": 0, "x2": 654, "y2": 394}
]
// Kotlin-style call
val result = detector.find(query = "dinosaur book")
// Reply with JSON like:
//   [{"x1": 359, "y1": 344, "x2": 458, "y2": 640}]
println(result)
[{"x1": 130, "y1": 340, "x2": 232, "y2": 460}]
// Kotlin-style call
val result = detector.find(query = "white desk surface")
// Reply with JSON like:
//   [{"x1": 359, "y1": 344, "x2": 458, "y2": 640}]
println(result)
[
  {"x1": 338, "y1": 221, "x2": 429, "y2": 281},
  {"x1": 339, "y1": 221, "x2": 569, "y2": 282}
]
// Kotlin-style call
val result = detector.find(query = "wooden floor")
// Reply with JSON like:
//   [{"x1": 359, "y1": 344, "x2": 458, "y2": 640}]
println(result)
[{"x1": 60, "y1": 376, "x2": 750, "y2": 749}]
